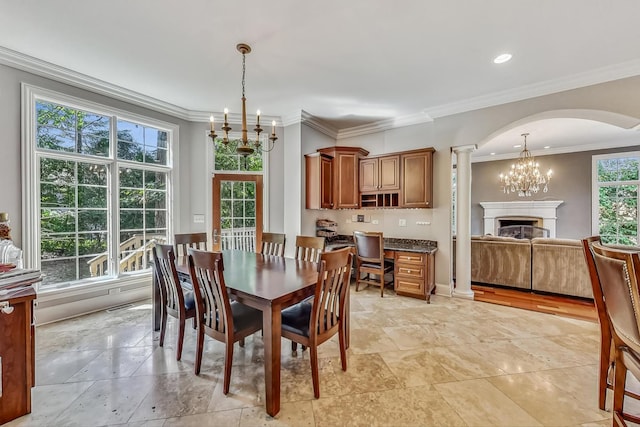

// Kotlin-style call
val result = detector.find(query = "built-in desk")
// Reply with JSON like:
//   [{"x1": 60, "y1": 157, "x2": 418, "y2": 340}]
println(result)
[{"x1": 326, "y1": 237, "x2": 437, "y2": 302}]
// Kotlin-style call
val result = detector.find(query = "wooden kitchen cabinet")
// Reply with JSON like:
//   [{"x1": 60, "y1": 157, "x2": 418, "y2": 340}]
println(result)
[
  {"x1": 400, "y1": 148, "x2": 434, "y2": 208},
  {"x1": 305, "y1": 153, "x2": 334, "y2": 209},
  {"x1": 0, "y1": 286, "x2": 37, "y2": 425},
  {"x1": 359, "y1": 155, "x2": 400, "y2": 192},
  {"x1": 394, "y1": 251, "x2": 436, "y2": 302},
  {"x1": 316, "y1": 147, "x2": 369, "y2": 209}
]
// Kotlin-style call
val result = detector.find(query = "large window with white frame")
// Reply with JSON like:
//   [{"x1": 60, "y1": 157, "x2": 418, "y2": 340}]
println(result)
[
  {"x1": 592, "y1": 152, "x2": 640, "y2": 245},
  {"x1": 23, "y1": 85, "x2": 176, "y2": 290}
]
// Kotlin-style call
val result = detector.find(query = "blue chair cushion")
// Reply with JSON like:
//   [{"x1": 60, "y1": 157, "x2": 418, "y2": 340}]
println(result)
[
  {"x1": 183, "y1": 291, "x2": 196, "y2": 311},
  {"x1": 230, "y1": 301, "x2": 262, "y2": 333},
  {"x1": 281, "y1": 301, "x2": 312, "y2": 337}
]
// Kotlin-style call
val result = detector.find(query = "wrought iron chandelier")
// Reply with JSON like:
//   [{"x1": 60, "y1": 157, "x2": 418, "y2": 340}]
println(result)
[
  {"x1": 499, "y1": 133, "x2": 552, "y2": 197},
  {"x1": 208, "y1": 43, "x2": 277, "y2": 156}
]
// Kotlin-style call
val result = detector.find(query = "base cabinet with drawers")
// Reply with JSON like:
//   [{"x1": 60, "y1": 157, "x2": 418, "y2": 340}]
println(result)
[{"x1": 394, "y1": 251, "x2": 436, "y2": 302}]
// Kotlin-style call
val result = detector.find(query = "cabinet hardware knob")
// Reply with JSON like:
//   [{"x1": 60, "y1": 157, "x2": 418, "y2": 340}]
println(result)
[{"x1": 0, "y1": 301, "x2": 14, "y2": 315}]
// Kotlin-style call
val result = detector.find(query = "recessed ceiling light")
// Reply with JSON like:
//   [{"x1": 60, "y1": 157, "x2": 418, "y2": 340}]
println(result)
[
  {"x1": 513, "y1": 144, "x2": 522, "y2": 148},
  {"x1": 493, "y1": 53, "x2": 512, "y2": 64},
  {"x1": 490, "y1": 152, "x2": 496, "y2": 155},
  {"x1": 544, "y1": 145, "x2": 551, "y2": 149}
]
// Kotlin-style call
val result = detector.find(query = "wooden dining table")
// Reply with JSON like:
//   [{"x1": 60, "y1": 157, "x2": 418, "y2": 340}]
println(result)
[{"x1": 152, "y1": 249, "x2": 319, "y2": 417}]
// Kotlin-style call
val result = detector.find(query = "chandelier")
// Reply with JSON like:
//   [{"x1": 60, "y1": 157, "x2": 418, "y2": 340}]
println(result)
[
  {"x1": 499, "y1": 133, "x2": 552, "y2": 197},
  {"x1": 208, "y1": 43, "x2": 277, "y2": 156}
]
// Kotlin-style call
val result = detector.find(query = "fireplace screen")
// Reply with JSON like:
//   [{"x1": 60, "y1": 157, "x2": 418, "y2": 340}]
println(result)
[{"x1": 498, "y1": 225, "x2": 549, "y2": 239}]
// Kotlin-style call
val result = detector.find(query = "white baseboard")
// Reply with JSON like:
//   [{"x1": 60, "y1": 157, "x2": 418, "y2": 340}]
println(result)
[
  {"x1": 35, "y1": 280, "x2": 151, "y2": 325},
  {"x1": 434, "y1": 282, "x2": 453, "y2": 297}
]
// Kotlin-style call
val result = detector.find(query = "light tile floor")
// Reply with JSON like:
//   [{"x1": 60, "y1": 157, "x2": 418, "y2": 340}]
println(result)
[{"x1": 7, "y1": 285, "x2": 638, "y2": 426}]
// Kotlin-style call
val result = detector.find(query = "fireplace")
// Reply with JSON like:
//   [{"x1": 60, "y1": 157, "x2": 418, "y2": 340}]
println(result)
[{"x1": 480, "y1": 201, "x2": 563, "y2": 238}]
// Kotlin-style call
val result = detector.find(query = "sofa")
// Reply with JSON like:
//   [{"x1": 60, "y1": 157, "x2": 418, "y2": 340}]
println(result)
[{"x1": 454, "y1": 235, "x2": 593, "y2": 299}]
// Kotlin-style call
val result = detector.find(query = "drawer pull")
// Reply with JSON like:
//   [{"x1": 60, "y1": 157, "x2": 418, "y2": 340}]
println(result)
[
  {"x1": 407, "y1": 269, "x2": 411, "y2": 273},
  {"x1": 0, "y1": 301, "x2": 14, "y2": 315}
]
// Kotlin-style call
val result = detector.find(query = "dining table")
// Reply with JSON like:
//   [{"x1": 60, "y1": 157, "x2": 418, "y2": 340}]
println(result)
[{"x1": 152, "y1": 249, "x2": 320, "y2": 417}]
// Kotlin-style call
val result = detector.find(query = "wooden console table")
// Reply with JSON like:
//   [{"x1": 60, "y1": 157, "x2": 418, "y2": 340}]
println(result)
[{"x1": 0, "y1": 272, "x2": 40, "y2": 424}]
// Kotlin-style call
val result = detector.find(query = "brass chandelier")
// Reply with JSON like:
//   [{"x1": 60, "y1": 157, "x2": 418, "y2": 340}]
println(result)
[
  {"x1": 209, "y1": 43, "x2": 277, "y2": 156},
  {"x1": 499, "y1": 133, "x2": 552, "y2": 197}
]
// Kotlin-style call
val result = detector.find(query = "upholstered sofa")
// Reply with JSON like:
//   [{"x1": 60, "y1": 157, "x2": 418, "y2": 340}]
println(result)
[
  {"x1": 470, "y1": 235, "x2": 532, "y2": 290},
  {"x1": 531, "y1": 237, "x2": 591, "y2": 298},
  {"x1": 454, "y1": 235, "x2": 593, "y2": 299}
]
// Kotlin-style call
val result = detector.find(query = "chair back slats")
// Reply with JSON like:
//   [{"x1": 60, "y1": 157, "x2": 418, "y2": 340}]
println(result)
[
  {"x1": 295, "y1": 235, "x2": 325, "y2": 262},
  {"x1": 261, "y1": 232, "x2": 286, "y2": 257},
  {"x1": 311, "y1": 248, "x2": 352, "y2": 336},
  {"x1": 175, "y1": 232, "x2": 208, "y2": 257},
  {"x1": 592, "y1": 243, "x2": 640, "y2": 348},
  {"x1": 188, "y1": 248, "x2": 232, "y2": 336},
  {"x1": 153, "y1": 244, "x2": 186, "y2": 312},
  {"x1": 353, "y1": 231, "x2": 383, "y2": 263}
]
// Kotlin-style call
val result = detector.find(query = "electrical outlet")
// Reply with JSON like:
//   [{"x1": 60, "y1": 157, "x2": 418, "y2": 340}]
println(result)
[
  {"x1": 372, "y1": 219, "x2": 379, "y2": 225},
  {"x1": 399, "y1": 219, "x2": 407, "y2": 227},
  {"x1": 193, "y1": 214, "x2": 205, "y2": 223},
  {"x1": 351, "y1": 215, "x2": 358, "y2": 222}
]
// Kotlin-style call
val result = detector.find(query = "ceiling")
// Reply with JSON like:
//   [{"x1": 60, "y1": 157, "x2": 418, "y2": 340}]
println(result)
[{"x1": 1, "y1": 0, "x2": 640, "y2": 149}]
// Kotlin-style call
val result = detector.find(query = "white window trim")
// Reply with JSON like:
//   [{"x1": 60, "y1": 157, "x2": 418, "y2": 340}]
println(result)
[
  {"x1": 21, "y1": 83, "x2": 180, "y2": 295},
  {"x1": 591, "y1": 151, "x2": 640, "y2": 237}
]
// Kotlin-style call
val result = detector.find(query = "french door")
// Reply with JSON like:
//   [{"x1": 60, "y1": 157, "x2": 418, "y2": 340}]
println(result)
[{"x1": 212, "y1": 174, "x2": 263, "y2": 251}]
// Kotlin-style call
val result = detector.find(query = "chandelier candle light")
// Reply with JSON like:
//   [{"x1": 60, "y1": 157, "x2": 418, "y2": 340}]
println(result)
[
  {"x1": 209, "y1": 43, "x2": 277, "y2": 156},
  {"x1": 499, "y1": 133, "x2": 552, "y2": 197}
]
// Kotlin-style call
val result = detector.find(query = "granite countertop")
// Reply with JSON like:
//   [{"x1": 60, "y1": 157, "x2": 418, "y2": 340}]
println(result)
[{"x1": 325, "y1": 235, "x2": 437, "y2": 254}]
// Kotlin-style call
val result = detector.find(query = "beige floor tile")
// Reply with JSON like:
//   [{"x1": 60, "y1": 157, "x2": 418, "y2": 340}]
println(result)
[
  {"x1": 67, "y1": 346, "x2": 155, "y2": 381},
  {"x1": 379, "y1": 348, "x2": 457, "y2": 387},
  {"x1": 312, "y1": 385, "x2": 466, "y2": 427},
  {"x1": 34, "y1": 349, "x2": 102, "y2": 385},
  {"x1": 426, "y1": 344, "x2": 507, "y2": 380},
  {"x1": 347, "y1": 328, "x2": 401, "y2": 354},
  {"x1": 488, "y1": 371, "x2": 608, "y2": 425},
  {"x1": 240, "y1": 401, "x2": 315, "y2": 426},
  {"x1": 435, "y1": 378, "x2": 542, "y2": 426},
  {"x1": 163, "y1": 409, "x2": 242, "y2": 426}
]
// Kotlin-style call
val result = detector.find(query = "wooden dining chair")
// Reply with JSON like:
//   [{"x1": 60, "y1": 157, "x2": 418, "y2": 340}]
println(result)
[
  {"x1": 295, "y1": 235, "x2": 325, "y2": 262},
  {"x1": 582, "y1": 236, "x2": 640, "y2": 412},
  {"x1": 187, "y1": 248, "x2": 263, "y2": 394},
  {"x1": 152, "y1": 244, "x2": 196, "y2": 361},
  {"x1": 353, "y1": 231, "x2": 393, "y2": 297},
  {"x1": 281, "y1": 247, "x2": 353, "y2": 398},
  {"x1": 174, "y1": 232, "x2": 208, "y2": 257},
  {"x1": 591, "y1": 243, "x2": 640, "y2": 426},
  {"x1": 260, "y1": 232, "x2": 286, "y2": 256}
]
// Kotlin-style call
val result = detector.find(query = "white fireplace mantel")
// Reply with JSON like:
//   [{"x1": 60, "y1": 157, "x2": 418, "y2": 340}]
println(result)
[{"x1": 480, "y1": 200, "x2": 564, "y2": 237}]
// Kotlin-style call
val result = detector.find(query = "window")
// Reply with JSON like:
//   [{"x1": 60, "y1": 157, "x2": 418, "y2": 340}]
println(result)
[
  {"x1": 24, "y1": 85, "x2": 176, "y2": 290},
  {"x1": 213, "y1": 137, "x2": 263, "y2": 172},
  {"x1": 593, "y1": 152, "x2": 640, "y2": 245}
]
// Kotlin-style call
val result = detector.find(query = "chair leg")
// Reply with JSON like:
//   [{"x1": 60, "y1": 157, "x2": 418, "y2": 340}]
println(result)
[
  {"x1": 176, "y1": 316, "x2": 186, "y2": 361},
  {"x1": 309, "y1": 344, "x2": 320, "y2": 399},
  {"x1": 239, "y1": 338, "x2": 245, "y2": 348},
  {"x1": 355, "y1": 268, "x2": 361, "y2": 292},
  {"x1": 291, "y1": 341, "x2": 298, "y2": 356},
  {"x1": 613, "y1": 349, "x2": 626, "y2": 419},
  {"x1": 223, "y1": 341, "x2": 235, "y2": 395},
  {"x1": 338, "y1": 323, "x2": 347, "y2": 372},
  {"x1": 598, "y1": 333, "x2": 612, "y2": 410},
  {"x1": 380, "y1": 271, "x2": 385, "y2": 298},
  {"x1": 192, "y1": 317, "x2": 197, "y2": 329},
  {"x1": 159, "y1": 308, "x2": 168, "y2": 347},
  {"x1": 194, "y1": 327, "x2": 204, "y2": 375}
]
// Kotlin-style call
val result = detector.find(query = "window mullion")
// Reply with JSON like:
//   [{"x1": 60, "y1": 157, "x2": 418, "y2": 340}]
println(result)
[{"x1": 109, "y1": 115, "x2": 119, "y2": 278}]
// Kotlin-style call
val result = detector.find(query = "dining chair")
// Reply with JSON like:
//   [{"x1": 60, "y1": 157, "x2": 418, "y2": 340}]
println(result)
[
  {"x1": 187, "y1": 248, "x2": 263, "y2": 394},
  {"x1": 583, "y1": 236, "x2": 640, "y2": 412},
  {"x1": 591, "y1": 242, "x2": 640, "y2": 425},
  {"x1": 174, "y1": 232, "x2": 208, "y2": 257},
  {"x1": 295, "y1": 235, "x2": 325, "y2": 262},
  {"x1": 260, "y1": 232, "x2": 286, "y2": 256},
  {"x1": 152, "y1": 244, "x2": 196, "y2": 361},
  {"x1": 281, "y1": 247, "x2": 353, "y2": 398},
  {"x1": 353, "y1": 231, "x2": 393, "y2": 297}
]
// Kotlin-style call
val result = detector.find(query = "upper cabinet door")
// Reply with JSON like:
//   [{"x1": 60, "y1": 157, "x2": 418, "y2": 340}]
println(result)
[
  {"x1": 334, "y1": 151, "x2": 360, "y2": 208},
  {"x1": 359, "y1": 158, "x2": 378, "y2": 192},
  {"x1": 305, "y1": 153, "x2": 333, "y2": 209},
  {"x1": 378, "y1": 155, "x2": 400, "y2": 191},
  {"x1": 401, "y1": 150, "x2": 434, "y2": 208}
]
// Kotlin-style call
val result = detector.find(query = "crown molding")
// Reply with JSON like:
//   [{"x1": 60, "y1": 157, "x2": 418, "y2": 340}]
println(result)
[
  {"x1": 3, "y1": 45, "x2": 640, "y2": 138},
  {"x1": 472, "y1": 132, "x2": 640, "y2": 163},
  {"x1": 0, "y1": 46, "x2": 192, "y2": 120},
  {"x1": 426, "y1": 58, "x2": 640, "y2": 119},
  {"x1": 336, "y1": 111, "x2": 433, "y2": 140}
]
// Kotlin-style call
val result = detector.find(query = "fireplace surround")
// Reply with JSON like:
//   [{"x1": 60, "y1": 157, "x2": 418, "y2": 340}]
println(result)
[{"x1": 480, "y1": 201, "x2": 563, "y2": 238}]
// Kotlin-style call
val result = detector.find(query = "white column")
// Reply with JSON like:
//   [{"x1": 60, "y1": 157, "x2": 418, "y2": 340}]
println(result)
[{"x1": 452, "y1": 144, "x2": 476, "y2": 300}]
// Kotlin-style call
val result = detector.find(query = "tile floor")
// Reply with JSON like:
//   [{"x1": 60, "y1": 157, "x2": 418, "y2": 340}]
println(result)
[{"x1": 6, "y1": 285, "x2": 637, "y2": 426}]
